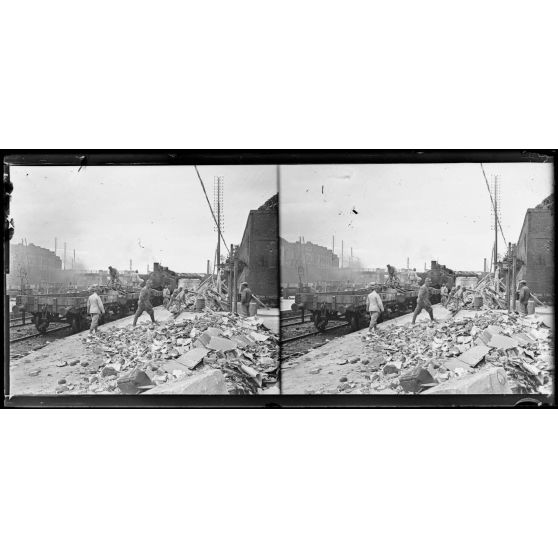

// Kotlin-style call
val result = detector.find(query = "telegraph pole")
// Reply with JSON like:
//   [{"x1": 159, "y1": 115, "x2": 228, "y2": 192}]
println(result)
[
  {"x1": 214, "y1": 176, "x2": 224, "y2": 292},
  {"x1": 492, "y1": 175, "x2": 500, "y2": 278}
]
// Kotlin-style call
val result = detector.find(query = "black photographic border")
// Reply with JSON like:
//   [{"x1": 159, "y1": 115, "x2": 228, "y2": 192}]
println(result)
[{"x1": 2, "y1": 149, "x2": 555, "y2": 408}]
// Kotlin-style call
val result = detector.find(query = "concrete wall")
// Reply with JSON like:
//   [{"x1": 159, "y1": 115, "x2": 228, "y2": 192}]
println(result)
[{"x1": 516, "y1": 208, "x2": 553, "y2": 298}]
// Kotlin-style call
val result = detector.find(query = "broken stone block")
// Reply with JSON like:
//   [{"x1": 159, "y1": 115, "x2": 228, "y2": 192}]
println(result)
[
  {"x1": 117, "y1": 367, "x2": 153, "y2": 395},
  {"x1": 399, "y1": 366, "x2": 437, "y2": 393},
  {"x1": 457, "y1": 345, "x2": 491, "y2": 367},
  {"x1": 176, "y1": 347, "x2": 209, "y2": 369},
  {"x1": 441, "y1": 358, "x2": 473, "y2": 374},
  {"x1": 422, "y1": 368, "x2": 512, "y2": 394},
  {"x1": 58, "y1": 378, "x2": 67, "y2": 384},
  {"x1": 383, "y1": 364, "x2": 400, "y2": 376},
  {"x1": 487, "y1": 334, "x2": 518, "y2": 350},
  {"x1": 101, "y1": 365, "x2": 118, "y2": 377},
  {"x1": 142, "y1": 369, "x2": 228, "y2": 395},
  {"x1": 206, "y1": 336, "x2": 237, "y2": 352}
]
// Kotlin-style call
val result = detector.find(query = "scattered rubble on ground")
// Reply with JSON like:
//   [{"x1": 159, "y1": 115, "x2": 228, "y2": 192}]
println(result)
[
  {"x1": 328, "y1": 309, "x2": 553, "y2": 395},
  {"x1": 68, "y1": 309, "x2": 278, "y2": 395}
]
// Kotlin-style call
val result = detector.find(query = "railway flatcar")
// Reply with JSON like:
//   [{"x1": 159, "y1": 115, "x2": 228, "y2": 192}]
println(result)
[
  {"x1": 16, "y1": 289, "x2": 140, "y2": 333},
  {"x1": 293, "y1": 284, "x2": 440, "y2": 332}
]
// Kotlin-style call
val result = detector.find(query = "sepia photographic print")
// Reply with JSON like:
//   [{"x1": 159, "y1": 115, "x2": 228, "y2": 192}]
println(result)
[
  {"x1": 280, "y1": 161, "x2": 554, "y2": 397},
  {"x1": 4, "y1": 158, "x2": 279, "y2": 398}
]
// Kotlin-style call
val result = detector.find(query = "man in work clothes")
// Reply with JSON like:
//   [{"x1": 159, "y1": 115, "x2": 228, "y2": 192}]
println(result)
[
  {"x1": 411, "y1": 278, "x2": 435, "y2": 324},
  {"x1": 239, "y1": 282, "x2": 253, "y2": 317},
  {"x1": 366, "y1": 286, "x2": 384, "y2": 332},
  {"x1": 162, "y1": 286, "x2": 171, "y2": 308},
  {"x1": 518, "y1": 280, "x2": 531, "y2": 314},
  {"x1": 440, "y1": 283, "x2": 449, "y2": 307},
  {"x1": 133, "y1": 280, "x2": 162, "y2": 326},
  {"x1": 87, "y1": 285, "x2": 105, "y2": 334}
]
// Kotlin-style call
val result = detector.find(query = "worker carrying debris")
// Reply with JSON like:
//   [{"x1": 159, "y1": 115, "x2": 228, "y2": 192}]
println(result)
[
  {"x1": 411, "y1": 278, "x2": 435, "y2": 325},
  {"x1": 87, "y1": 285, "x2": 105, "y2": 335},
  {"x1": 518, "y1": 280, "x2": 531, "y2": 314},
  {"x1": 366, "y1": 285, "x2": 384, "y2": 333},
  {"x1": 133, "y1": 280, "x2": 163, "y2": 326},
  {"x1": 239, "y1": 282, "x2": 253, "y2": 317}
]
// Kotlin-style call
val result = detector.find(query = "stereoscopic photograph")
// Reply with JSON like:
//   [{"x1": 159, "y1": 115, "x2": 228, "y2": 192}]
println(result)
[
  {"x1": 280, "y1": 162, "x2": 554, "y2": 396},
  {"x1": 5, "y1": 160, "x2": 279, "y2": 397}
]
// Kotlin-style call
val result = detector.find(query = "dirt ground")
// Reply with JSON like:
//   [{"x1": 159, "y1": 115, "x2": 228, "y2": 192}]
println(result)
[
  {"x1": 7, "y1": 306, "x2": 197, "y2": 396},
  {"x1": 281, "y1": 304, "x2": 454, "y2": 394}
]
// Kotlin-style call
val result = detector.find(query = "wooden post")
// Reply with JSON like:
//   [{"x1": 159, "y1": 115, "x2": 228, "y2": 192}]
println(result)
[
  {"x1": 228, "y1": 244, "x2": 234, "y2": 311},
  {"x1": 506, "y1": 242, "x2": 511, "y2": 311},
  {"x1": 233, "y1": 247, "x2": 238, "y2": 314},
  {"x1": 510, "y1": 244, "x2": 517, "y2": 312}
]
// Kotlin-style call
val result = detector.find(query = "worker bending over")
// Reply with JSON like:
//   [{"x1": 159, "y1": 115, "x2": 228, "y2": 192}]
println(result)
[
  {"x1": 411, "y1": 278, "x2": 435, "y2": 324},
  {"x1": 366, "y1": 286, "x2": 384, "y2": 333},
  {"x1": 133, "y1": 280, "x2": 162, "y2": 326}
]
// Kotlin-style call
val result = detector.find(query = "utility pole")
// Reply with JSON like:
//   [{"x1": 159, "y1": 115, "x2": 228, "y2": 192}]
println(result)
[
  {"x1": 407, "y1": 257, "x2": 409, "y2": 270},
  {"x1": 484, "y1": 258, "x2": 487, "y2": 273},
  {"x1": 54, "y1": 237, "x2": 57, "y2": 256},
  {"x1": 492, "y1": 175, "x2": 500, "y2": 278},
  {"x1": 214, "y1": 175, "x2": 224, "y2": 273},
  {"x1": 233, "y1": 246, "x2": 238, "y2": 314}
]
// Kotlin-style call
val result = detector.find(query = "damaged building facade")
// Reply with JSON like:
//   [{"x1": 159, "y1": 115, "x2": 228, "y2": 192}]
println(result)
[
  {"x1": 515, "y1": 195, "x2": 554, "y2": 300},
  {"x1": 236, "y1": 194, "x2": 278, "y2": 306}
]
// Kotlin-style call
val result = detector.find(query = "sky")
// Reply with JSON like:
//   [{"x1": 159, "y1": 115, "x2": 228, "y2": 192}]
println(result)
[
  {"x1": 9, "y1": 165, "x2": 277, "y2": 273},
  {"x1": 280, "y1": 163, "x2": 554, "y2": 272}
]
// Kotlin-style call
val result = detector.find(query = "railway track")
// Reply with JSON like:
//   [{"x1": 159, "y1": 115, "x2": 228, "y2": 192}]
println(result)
[
  {"x1": 11, "y1": 324, "x2": 72, "y2": 343},
  {"x1": 281, "y1": 322, "x2": 349, "y2": 343}
]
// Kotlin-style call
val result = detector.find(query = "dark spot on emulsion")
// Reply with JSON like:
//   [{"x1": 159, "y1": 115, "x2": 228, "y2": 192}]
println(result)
[{"x1": 352, "y1": 208, "x2": 358, "y2": 214}]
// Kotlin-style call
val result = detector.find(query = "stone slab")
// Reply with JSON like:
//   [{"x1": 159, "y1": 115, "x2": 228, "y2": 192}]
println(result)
[
  {"x1": 457, "y1": 345, "x2": 491, "y2": 367},
  {"x1": 206, "y1": 336, "x2": 237, "y2": 352},
  {"x1": 176, "y1": 347, "x2": 209, "y2": 369},
  {"x1": 422, "y1": 368, "x2": 512, "y2": 394},
  {"x1": 142, "y1": 369, "x2": 228, "y2": 395},
  {"x1": 487, "y1": 334, "x2": 518, "y2": 350}
]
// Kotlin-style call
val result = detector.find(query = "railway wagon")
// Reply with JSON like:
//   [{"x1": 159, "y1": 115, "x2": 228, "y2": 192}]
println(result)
[
  {"x1": 294, "y1": 286, "x2": 440, "y2": 331},
  {"x1": 16, "y1": 290, "x2": 140, "y2": 333}
]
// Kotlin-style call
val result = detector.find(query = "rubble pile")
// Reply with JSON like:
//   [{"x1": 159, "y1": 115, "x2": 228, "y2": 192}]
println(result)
[
  {"x1": 73, "y1": 310, "x2": 279, "y2": 395},
  {"x1": 168, "y1": 275, "x2": 230, "y2": 315},
  {"x1": 357, "y1": 309, "x2": 552, "y2": 395},
  {"x1": 459, "y1": 275, "x2": 506, "y2": 312}
]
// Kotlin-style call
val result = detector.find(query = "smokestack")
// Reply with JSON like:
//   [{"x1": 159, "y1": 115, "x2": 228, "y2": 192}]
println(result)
[
  {"x1": 407, "y1": 257, "x2": 409, "y2": 270},
  {"x1": 484, "y1": 258, "x2": 487, "y2": 273},
  {"x1": 130, "y1": 259, "x2": 132, "y2": 271},
  {"x1": 341, "y1": 240, "x2": 344, "y2": 268},
  {"x1": 64, "y1": 242, "x2": 67, "y2": 270},
  {"x1": 207, "y1": 259, "x2": 211, "y2": 275},
  {"x1": 332, "y1": 235, "x2": 335, "y2": 254},
  {"x1": 55, "y1": 237, "x2": 57, "y2": 255},
  {"x1": 73, "y1": 249, "x2": 75, "y2": 269}
]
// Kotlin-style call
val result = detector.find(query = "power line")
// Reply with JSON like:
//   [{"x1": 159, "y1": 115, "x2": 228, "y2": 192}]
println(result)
[
  {"x1": 480, "y1": 163, "x2": 508, "y2": 246},
  {"x1": 194, "y1": 166, "x2": 230, "y2": 254}
]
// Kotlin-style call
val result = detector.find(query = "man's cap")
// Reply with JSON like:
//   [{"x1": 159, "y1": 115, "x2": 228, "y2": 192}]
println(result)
[
  {"x1": 519, "y1": 280, "x2": 527, "y2": 285},
  {"x1": 241, "y1": 282, "x2": 248, "y2": 286}
]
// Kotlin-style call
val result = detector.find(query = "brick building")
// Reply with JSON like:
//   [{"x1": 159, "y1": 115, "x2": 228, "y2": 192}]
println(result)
[
  {"x1": 515, "y1": 195, "x2": 554, "y2": 299},
  {"x1": 8, "y1": 242, "x2": 62, "y2": 290},
  {"x1": 280, "y1": 238, "x2": 339, "y2": 284}
]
